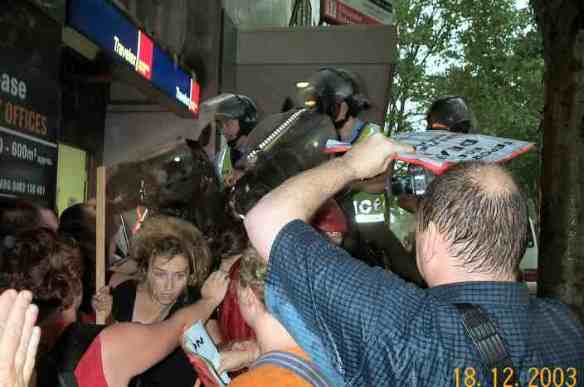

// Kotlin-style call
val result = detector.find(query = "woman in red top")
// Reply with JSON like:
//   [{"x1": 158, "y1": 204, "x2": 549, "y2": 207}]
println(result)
[{"x1": 75, "y1": 269, "x2": 228, "y2": 387}]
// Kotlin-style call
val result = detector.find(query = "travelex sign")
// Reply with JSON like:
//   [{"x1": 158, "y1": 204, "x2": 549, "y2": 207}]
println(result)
[
  {"x1": 67, "y1": 0, "x2": 200, "y2": 115},
  {"x1": 113, "y1": 33, "x2": 153, "y2": 80}
]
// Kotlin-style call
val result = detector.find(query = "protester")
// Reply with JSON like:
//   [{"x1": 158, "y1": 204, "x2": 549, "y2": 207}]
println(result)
[
  {"x1": 0, "y1": 198, "x2": 58, "y2": 234},
  {"x1": 218, "y1": 247, "x2": 331, "y2": 387},
  {"x1": 244, "y1": 133, "x2": 584, "y2": 386},
  {"x1": 58, "y1": 203, "x2": 99, "y2": 318},
  {"x1": 72, "y1": 270, "x2": 229, "y2": 387},
  {"x1": 92, "y1": 215, "x2": 213, "y2": 387},
  {"x1": 213, "y1": 225, "x2": 255, "y2": 345},
  {"x1": 0, "y1": 225, "x2": 85, "y2": 387},
  {"x1": 0, "y1": 199, "x2": 40, "y2": 236},
  {"x1": 11, "y1": 228, "x2": 83, "y2": 356},
  {"x1": 38, "y1": 207, "x2": 59, "y2": 233},
  {"x1": 0, "y1": 289, "x2": 41, "y2": 387}
]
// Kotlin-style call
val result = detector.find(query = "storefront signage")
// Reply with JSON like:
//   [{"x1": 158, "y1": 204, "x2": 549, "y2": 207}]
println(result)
[
  {"x1": 67, "y1": 0, "x2": 200, "y2": 114},
  {"x1": 0, "y1": 1, "x2": 60, "y2": 207},
  {"x1": 321, "y1": 0, "x2": 394, "y2": 25},
  {"x1": 0, "y1": 126, "x2": 57, "y2": 206},
  {"x1": 1, "y1": 1, "x2": 61, "y2": 142}
]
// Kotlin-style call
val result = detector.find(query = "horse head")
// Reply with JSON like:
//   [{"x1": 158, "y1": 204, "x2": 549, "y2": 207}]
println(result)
[
  {"x1": 107, "y1": 138, "x2": 234, "y2": 243},
  {"x1": 230, "y1": 109, "x2": 337, "y2": 216}
]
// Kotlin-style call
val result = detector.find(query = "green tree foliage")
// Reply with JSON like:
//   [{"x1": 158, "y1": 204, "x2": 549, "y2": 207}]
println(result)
[
  {"x1": 388, "y1": 0, "x2": 543, "y2": 199},
  {"x1": 387, "y1": 0, "x2": 466, "y2": 134}
]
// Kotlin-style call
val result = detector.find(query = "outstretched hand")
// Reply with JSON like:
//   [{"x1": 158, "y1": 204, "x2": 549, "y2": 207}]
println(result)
[
  {"x1": 218, "y1": 340, "x2": 260, "y2": 374},
  {"x1": 0, "y1": 289, "x2": 41, "y2": 387},
  {"x1": 342, "y1": 133, "x2": 414, "y2": 180}
]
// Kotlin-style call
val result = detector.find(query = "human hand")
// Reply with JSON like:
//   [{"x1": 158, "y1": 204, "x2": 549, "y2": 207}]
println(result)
[
  {"x1": 342, "y1": 133, "x2": 414, "y2": 180},
  {"x1": 218, "y1": 340, "x2": 260, "y2": 373},
  {"x1": 0, "y1": 289, "x2": 41, "y2": 387},
  {"x1": 201, "y1": 271, "x2": 230, "y2": 307},
  {"x1": 92, "y1": 286, "x2": 113, "y2": 318}
]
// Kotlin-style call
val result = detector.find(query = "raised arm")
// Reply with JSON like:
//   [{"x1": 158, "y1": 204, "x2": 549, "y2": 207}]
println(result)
[
  {"x1": 0, "y1": 290, "x2": 40, "y2": 387},
  {"x1": 101, "y1": 271, "x2": 229, "y2": 386},
  {"x1": 244, "y1": 133, "x2": 413, "y2": 260}
]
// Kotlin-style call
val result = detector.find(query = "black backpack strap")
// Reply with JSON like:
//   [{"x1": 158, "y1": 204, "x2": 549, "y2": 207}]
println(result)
[
  {"x1": 454, "y1": 303, "x2": 518, "y2": 385},
  {"x1": 251, "y1": 351, "x2": 333, "y2": 387}
]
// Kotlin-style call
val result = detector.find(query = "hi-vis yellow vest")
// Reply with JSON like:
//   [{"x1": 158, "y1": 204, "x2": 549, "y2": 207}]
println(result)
[
  {"x1": 216, "y1": 146, "x2": 233, "y2": 189},
  {"x1": 351, "y1": 122, "x2": 388, "y2": 224}
]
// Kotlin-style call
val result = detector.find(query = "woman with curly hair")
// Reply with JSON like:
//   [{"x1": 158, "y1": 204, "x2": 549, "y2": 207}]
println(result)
[
  {"x1": 92, "y1": 215, "x2": 214, "y2": 387},
  {"x1": 1, "y1": 226, "x2": 84, "y2": 351}
]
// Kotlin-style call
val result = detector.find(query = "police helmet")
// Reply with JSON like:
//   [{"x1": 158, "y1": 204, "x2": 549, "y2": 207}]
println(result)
[
  {"x1": 215, "y1": 94, "x2": 258, "y2": 136},
  {"x1": 426, "y1": 96, "x2": 475, "y2": 134},
  {"x1": 299, "y1": 68, "x2": 370, "y2": 120}
]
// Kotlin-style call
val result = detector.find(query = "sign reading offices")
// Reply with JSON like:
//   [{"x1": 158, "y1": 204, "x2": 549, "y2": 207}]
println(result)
[
  {"x1": 0, "y1": 0, "x2": 60, "y2": 206},
  {"x1": 321, "y1": 0, "x2": 394, "y2": 25},
  {"x1": 68, "y1": 0, "x2": 200, "y2": 115}
]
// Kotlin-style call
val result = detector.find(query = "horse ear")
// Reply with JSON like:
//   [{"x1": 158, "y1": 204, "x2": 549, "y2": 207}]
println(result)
[
  {"x1": 281, "y1": 97, "x2": 295, "y2": 112},
  {"x1": 198, "y1": 123, "x2": 212, "y2": 147},
  {"x1": 185, "y1": 138, "x2": 200, "y2": 150}
]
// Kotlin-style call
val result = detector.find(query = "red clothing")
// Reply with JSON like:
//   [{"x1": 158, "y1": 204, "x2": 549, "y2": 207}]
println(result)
[
  {"x1": 74, "y1": 335, "x2": 108, "y2": 387},
  {"x1": 312, "y1": 199, "x2": 347, "y2": 233},
  {"x1": 218, "y1": 259, "x2": 255, "y2": 343}
]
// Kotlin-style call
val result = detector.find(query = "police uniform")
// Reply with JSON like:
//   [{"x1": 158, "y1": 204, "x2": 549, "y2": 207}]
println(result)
[
  {"x1": 348, "y1": 120, "x2": 387, "y2": 225},
  {"x1": 215, "y1": 145, "x2": 233, "y2": 190},
  {"x1": 340, "y1": 120, "x2": 422, "y2": 281},
  {"x1": 337, "y1": 120, "x2": 392, "y2": 268}
]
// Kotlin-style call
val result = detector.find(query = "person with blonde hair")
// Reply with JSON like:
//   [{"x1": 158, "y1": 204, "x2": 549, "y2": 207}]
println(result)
[
  {"x1": 219, "y1": 246, "x2": 332, "y2": 387},
  {"x1": 92, "y1": 215, "x2": 214, "y2": 387}
]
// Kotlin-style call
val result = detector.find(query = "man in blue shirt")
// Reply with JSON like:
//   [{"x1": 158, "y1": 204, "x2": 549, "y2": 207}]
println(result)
[{"x1": 244, "y1": 134, "x2": 584, "y2": 386}]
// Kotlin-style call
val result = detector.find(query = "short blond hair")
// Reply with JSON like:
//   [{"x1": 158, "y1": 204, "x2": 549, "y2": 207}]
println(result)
[{"x1": 238, "y1": 247, "x2": 267, "y2": 303}]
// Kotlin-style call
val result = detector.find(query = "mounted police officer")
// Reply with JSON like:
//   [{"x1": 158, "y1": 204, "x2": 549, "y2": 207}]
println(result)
[
  {"x1": 299, "y1": 68, "x2": 416, "y2": 274},
  {"x1": 214, "y1": 94, "x2": 259, "y2": 189},
  {"x1": 426, "y1": 95, "x2": 476, "y2": 133}
]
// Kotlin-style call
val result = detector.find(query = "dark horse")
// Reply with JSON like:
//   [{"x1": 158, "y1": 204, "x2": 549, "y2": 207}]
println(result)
[
  {"x1": 106, "y1": 138, "x2": 238, "y2": 258},
  {"x1": 230, "y1": 108, "x2": 336, "y2": 215},
  {"x1": 108, "y1": 109, "x2": 420, "y2": 283}
]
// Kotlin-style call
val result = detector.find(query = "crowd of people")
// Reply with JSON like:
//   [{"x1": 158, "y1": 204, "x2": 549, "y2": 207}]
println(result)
[{"x1": 1, "y1": 67, "x2": 583, "y2": 387}]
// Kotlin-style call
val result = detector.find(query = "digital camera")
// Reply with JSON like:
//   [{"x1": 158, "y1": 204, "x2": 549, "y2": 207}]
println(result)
[{"x1": 391, "y1": 165, "x2": 435, "y2": 196}]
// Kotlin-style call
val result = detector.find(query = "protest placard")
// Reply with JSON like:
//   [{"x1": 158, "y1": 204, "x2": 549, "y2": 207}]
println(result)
[{"x1": 325, "y1": 130, "x2": 535, "y2": 174}]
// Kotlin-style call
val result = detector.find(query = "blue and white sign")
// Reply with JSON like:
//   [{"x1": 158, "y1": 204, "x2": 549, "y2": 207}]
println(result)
[{"x1": 67, "y1": 0, "x2": 200, "y2": 115}]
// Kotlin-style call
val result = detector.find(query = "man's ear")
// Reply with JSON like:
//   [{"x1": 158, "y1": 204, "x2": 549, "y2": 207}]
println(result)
[{"x1": 418, "y1": 221, "x2": 444, "y2": 265}]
